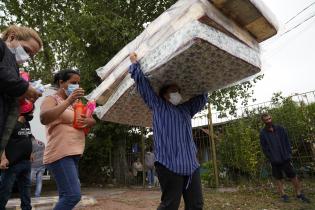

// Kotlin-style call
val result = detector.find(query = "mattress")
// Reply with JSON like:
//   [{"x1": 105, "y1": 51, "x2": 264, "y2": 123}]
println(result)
[
  {"x1": 87, "y1": 0, "x2": 278, "y2": 127},
  {"x1": 93, "y1": 20, "x2": 261, "y2": 127},
  {"x1": 210, "y1": 0, "x2": 279, "y2": 42},
  {"x1": 86, "y1": 0, "x2": 259, "y2": 102}
]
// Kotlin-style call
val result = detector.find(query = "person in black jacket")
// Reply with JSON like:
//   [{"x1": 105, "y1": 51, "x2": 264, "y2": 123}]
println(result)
[
  {"x1": 0, "y1": 25, "x2": 43, "y2": 156},
  {"x1": 0, "y1": 104, "x2": 35, "y2": 210},
  {"x1": 260, "y1": 113, "x2": 310, "y2": 203}
]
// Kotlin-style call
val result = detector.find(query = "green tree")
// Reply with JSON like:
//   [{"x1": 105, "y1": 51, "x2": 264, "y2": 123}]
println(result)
[
  {"x1": 209, "y1": 75, "x2": 264, "y2": 118},
  {"x1": 218, "y1": 120, "x2": 262, "y2": 178},
  {"x1": 1, "y1": 0, "x2": 265, "y2": 184}
]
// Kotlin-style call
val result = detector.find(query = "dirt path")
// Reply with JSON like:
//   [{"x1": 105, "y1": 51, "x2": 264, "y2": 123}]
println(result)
[
  {"x1": 74, "y1": 184, "x2": 315, "y2": 210},
  {"x1": 76, "y1": 187, "x2": 161, "y2": 210}
]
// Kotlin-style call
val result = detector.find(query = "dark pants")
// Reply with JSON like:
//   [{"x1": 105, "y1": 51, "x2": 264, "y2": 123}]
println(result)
[
  {"x1": 47, "y1": 155, "x2": 81, "y2": 210},
  {"x1": 271, "y1": 160, "x2": 297, "y2": 180},
  {"x1": 0, "y1": 160, "x2": 32, "y2": 210},
  {"x1": 155, "y1": 163, "x2": 203, "y2": 210},
  {"x1": 135, "y1": 172, "x2": 143, "y2": 185}
]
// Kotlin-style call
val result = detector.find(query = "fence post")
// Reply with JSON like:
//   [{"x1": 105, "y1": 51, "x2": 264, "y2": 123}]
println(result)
[
  {"x1": 207, "y1": 102, "x2": 219, "y2": 188},
  {"x1": 141, "y1": 127, "x2": 146, "y2": 188}
]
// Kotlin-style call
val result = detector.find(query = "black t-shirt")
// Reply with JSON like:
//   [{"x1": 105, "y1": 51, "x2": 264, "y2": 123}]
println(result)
[{"x1": 5, "y1": 121, "x2": 32, "y2": 166}]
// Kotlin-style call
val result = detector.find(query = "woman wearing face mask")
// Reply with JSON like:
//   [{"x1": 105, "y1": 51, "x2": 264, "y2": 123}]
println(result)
[
  {"x1": 0, "y1": 25, "x2": 43, "y2": 156},
  {"x1": 129, "y1": 53, "x2": 207, "y2": 210},
  {"x1": 40, "y1": 69, "x2": 95, "y2": 210}
]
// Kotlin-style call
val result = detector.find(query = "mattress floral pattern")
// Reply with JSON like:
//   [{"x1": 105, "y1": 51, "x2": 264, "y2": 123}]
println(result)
[{"x1": 94, "y1": 21, "x2": 261, "y2": 127}]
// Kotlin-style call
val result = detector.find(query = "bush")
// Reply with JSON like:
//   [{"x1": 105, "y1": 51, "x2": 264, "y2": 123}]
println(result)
[
  {"x1": 218, "y1": 120, "x2": 263, "y2": 178},
  {"x1": 210, "y1": 94, "x2": 315, "y2": 185}
]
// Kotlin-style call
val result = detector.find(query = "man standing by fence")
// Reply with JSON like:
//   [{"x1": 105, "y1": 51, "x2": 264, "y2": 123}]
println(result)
[{"x1": 259, "y1": 113, "x2": 310, "y2": 203}]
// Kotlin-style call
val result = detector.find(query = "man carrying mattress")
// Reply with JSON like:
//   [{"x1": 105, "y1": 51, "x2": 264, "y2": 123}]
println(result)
[{"x1": 129, "y1": 52, "x2": 206, "y2": 210}]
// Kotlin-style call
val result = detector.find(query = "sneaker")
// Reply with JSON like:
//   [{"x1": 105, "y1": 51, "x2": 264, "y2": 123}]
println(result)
[
  {"x1": 281, "y1": 194, "x2": 289, "y2": 202},
  {"x1": 297, "y1": 194, "x2": 310, "y2": 203}
]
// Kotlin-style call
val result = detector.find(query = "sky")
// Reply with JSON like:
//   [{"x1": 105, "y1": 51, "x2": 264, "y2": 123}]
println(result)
[
  {"x1": 29, "y1": 0, "x2": 315, "y2": 142},
  {"x1": 253, "y1": 0, "x2": 315, "y2": 103}
]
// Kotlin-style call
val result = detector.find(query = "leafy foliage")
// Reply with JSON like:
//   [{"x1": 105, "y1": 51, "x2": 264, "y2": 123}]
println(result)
[
  {"x1": 2, "y1": 0, "x2": 265, "y2": 184},
  {"x1": 218, "y1": 120, "x2": 263, "y2": 177},
  {"x1": 202, "y1": 92, "x2": 315, "y2": 185},
  {"x1": 209, "y1": 75, "x2": 264, "y2": 118}
]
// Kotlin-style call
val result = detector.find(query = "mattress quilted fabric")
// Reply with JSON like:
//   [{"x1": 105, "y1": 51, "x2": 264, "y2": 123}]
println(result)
[
  {"x1": 88, "y1": 0, "x2": 277, "y2": 126},
  {"x1": 94, "y1": 21, "x2": 260, "y2": 127}
]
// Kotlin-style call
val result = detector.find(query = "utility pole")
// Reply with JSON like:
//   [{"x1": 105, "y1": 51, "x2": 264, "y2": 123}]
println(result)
[
  {"x1": 141, "y1": 128, "x2": 146, "y2": 188},
  {"x1": 207, "y1": 102, "x2": 219, "y2": 187}
]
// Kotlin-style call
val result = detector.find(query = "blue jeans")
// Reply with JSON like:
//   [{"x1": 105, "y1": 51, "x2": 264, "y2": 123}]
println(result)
[
  {"x1": 0, "y1": 160, "x2": 32, "y2": 210},
  {"x1": 147, "y1": 168, "x2": 155, "y2": 186},
  {"x1": 47, "y1": 155, "x2": 81, "y2": 210},
  {"x1": 31, "y1": 165, "x2": 46, "y2": 197}
]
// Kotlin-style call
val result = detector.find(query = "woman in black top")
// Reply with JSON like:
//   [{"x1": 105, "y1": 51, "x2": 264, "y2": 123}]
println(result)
[
  {"x1": 0, "y1": 106, "x2": 34, "y2": 210},
  {"x1": 0, "y1": 25, "x2": 42, "y2": 156}
]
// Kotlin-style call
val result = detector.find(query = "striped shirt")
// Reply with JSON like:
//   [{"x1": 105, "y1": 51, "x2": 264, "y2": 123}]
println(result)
[{"x1": 129, "y1": 63, "x2": 207, "y2": 176}]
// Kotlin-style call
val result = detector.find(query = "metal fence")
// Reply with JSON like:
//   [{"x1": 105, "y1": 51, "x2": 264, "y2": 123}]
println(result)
[
  {"x1": 192, "y1": 91, "x2": 315, "y2": 127},
  {"x1": 193, "y1": 90, "x2": 315, "y2": 187},
  {"x1": 120, "y1": 90, "x2": 315, "y2": 188}
]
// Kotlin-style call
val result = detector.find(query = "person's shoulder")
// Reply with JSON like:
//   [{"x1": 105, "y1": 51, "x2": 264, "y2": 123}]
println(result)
[
  {"x1": 0, "y1": 39, "x2": 5, "y2": 48},
  {"x1": 42, "y1": 94, "x2": 59, "y2": 104},
  {"x1": 259, "y1": 128, "x2": 267, "y2": 140},
  {"x1": 259, "y1": 127, "x2": 265, "y2": 134},
  {"x1": 274, "y1": 124, "x2": 285, "y2": 130},
  {"x1": 0, "y1": 39, "x2": 6, "y2": 61}
]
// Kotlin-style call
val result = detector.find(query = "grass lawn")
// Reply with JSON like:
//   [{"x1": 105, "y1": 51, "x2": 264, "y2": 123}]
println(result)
[{"x1": 74, "y1": 179, "x2": 315, "y2": 210}]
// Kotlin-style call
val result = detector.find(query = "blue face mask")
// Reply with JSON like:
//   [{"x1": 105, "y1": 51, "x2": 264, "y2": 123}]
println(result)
[{"x1": 65, "y1": 84, "x2": 79, "y2": 96}]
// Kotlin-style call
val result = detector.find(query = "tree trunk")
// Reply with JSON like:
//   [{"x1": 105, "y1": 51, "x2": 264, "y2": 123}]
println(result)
[{"x1": 112, "y1": 137, "x2": 128, "y2": 185}]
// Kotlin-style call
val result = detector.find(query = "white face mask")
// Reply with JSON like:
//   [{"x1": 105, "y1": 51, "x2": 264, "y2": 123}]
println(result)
[
  {"x1": 64, "y1": 84, "x2": 79, "y2": 96},
  {"x1": 9, "y1": 44, "x2": 30, "y2": 64},
  {"x1": 169, "y1": 92, "x2": 182, "y2": 105}
]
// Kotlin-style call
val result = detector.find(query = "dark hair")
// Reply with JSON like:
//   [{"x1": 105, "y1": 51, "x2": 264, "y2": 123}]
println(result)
[
  {"x1": 53, "y1": 69, "x2": 80, "y2": 87},
  {"x1": 146, "y1": 146, "x2": 153, "y2": 152},
  {"x1": 159, "y1": 84, "x2": 180, "y2": 98},
  {"x1": 261, "y1": 113, "x2": 270, "y2": 120}
]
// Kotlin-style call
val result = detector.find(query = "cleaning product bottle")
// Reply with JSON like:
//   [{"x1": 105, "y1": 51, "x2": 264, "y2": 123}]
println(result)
[
  {"x1": 20, "y1": 70, "x2": 30, "y2": 81},
  {"x1": 31, "y1": 79, "x2": 45, "y2": 93},
  {"x1": 85, "y1": 100, "x2": 96, "y2": 117},
  {"x1": 83, "y1": 100, "x2": 96, "y2": 135},
  {"x1": 73, "y1": 100, "x2": 85, "y2": 129}
]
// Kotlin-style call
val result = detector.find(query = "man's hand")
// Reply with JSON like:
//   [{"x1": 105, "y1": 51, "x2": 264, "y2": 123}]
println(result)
[
  {"x1": 129, "y1": 52, "x2": 138, "y2": 64},
  {"x1": 23, "y1": 85, "x2": 42, "y2": 102},
  {"x1": 0, "y1": 158, "x2": 9, "y2": 170}
]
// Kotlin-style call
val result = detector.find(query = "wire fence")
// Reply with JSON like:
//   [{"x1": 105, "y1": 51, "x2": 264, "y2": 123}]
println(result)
[
  {"x1": 103, "y1": 90, "x2": 315, "y2": 188},
  {"x1": 193, "y1": 90, "x2": 315, "y2": 187}
]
